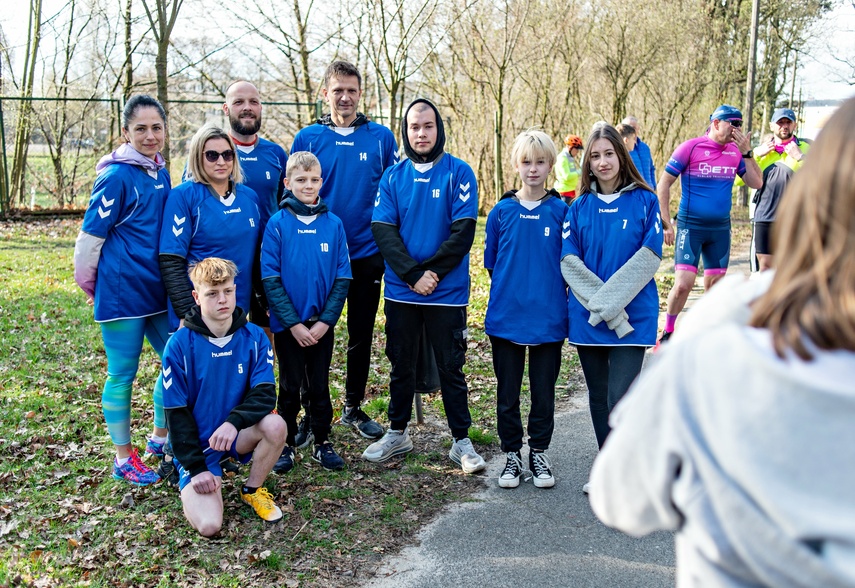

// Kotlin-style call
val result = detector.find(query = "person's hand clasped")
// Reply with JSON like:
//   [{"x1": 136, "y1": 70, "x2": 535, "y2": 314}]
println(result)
[
  {"x1": 411, "y1": 271, "x2": 439, "y2": 296},
  {"x1": 308, "y1": 321, "x2": 329, "y2": 342},
  {"x1": 290, "y1": 323, "x2": 318, "y2": 347},
  {"x1": 190, "y1": 471, "x2": 220, "y2": 494}
]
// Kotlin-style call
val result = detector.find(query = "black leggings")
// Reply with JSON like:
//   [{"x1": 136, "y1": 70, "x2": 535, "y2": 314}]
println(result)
[{"x1": 576, "y1": 345, "x2": 645, "y2": 448}]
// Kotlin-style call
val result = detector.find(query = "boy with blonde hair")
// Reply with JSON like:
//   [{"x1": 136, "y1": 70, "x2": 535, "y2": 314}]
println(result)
[
  {"x1": 262, "y1": 152, "x2": 352, "y2": 472},
  {"x1": 162, "y1": 257, "x2": 286, "y2": 537}
]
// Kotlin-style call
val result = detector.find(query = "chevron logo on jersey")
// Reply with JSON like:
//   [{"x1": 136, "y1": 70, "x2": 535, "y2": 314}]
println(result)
[
  {"x1": 374, "y1": 194, "x2": 381, "y2": 207},
  {"x1": 267, "y1": 348, "x2": 274, "y2": 366},
  {"x1": 459, "y1": 182, "x2": 471, "y2": 203},
  {"x1": 162, "y1": 365, "x2": 173, "y2": 389},
  {"x1": 172, "y1": 214, "x2": 186, "y2": 237},
  {"x1": 97, "y1": 195, "x2": 115, "y2": 219},
  {"x1": 562, "y1": 220, "x2": 571, "y2": 240}
]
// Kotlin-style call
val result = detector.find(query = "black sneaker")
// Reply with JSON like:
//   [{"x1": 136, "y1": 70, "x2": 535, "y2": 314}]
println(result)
[
  {"x1": 498, "y1": 451, "x2": 523, "y2": 489},
  {"x1": 654, "y1": 330, "x2": 673, "y2": 352},
  {"x1": 156, "y1": 440, "x2": 179, "y2": 488},
  {"x1": 294, "y1": 414, "x2": 314, "y2": 449},
  {"x1": 529, "y1": 450, "x2": 555, "y2": 489},
  {"x1": 340, "y1": 405, "x2": 385, "y2": 439},
  {"x1": 312, "y1": 442, "x2": 345, "y2": 471},
  {"x1": 273, "y1": 446, "x2": 295, "y2": 474},
  {"x1": 219, "y1": 457, "x2": 241, "y2": 475}
]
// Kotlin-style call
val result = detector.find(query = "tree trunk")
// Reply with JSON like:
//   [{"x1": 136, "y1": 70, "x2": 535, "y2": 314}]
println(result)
[
  {"x1": 123, "y1": 0, "x2": 133, "y2": 101},
  {"x1": 10, "y1": 0, "x2": 43, "y2": 206}
]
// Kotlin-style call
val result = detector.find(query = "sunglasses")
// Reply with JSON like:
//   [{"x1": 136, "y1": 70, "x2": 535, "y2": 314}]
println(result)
[
  {"x1": 204, "y1": 149, "x2": 235, "y2": 163},
  {"x1": 727, "y1": 120, "x2": 743, "y2": 128}
]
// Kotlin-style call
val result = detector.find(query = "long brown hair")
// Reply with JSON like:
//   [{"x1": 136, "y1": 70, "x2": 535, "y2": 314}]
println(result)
[
  {"x1": 749, "y1": 96, "x2": 855, "y2": 359},
  {"x1": 578, "y1": 125, "x2": 653, "y2": 195}
]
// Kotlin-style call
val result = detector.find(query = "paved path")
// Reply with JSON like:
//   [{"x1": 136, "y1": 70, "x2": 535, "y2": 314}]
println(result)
[
  {"x1": 366, "y1": 225, "x2": 753, "y2": 587},
  {"x1": 367, "y1": 405, "x2": 675, "y2": 588}
]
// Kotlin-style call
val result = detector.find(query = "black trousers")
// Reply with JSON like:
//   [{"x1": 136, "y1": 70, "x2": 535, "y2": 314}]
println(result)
[
  {"x1": 274, "y1": 324, "x2": 335, "y2": 446},
  {"x1": 384, "y1": 301, "x2": 471, "y2": 438},
  {"x1": 490, "y1": 336, "x2": 563, "y2": 452},
  {"x1": 576, "y1": 345, "x2": 645, "y2": 449},
  {"x1": 343, "y1": 253, "x2": 385, "y2": 407}
]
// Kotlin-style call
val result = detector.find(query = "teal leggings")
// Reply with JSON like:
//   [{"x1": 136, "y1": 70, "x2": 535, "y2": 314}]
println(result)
[{"x1": 99, "y1": 313, "x2": 169, "y2": 446}]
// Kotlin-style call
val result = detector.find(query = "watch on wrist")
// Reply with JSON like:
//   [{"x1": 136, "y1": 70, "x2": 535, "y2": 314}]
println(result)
[{"x1": 742, "y1": 150, "x2": 753, "y2": 158}]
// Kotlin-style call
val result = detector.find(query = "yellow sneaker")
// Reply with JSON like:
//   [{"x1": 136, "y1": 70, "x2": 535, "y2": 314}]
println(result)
[{"x1": 240, "y1": 487, "x2": 283, "y2": 523}]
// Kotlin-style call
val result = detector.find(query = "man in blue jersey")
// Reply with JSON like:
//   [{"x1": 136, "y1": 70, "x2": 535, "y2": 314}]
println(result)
[
  {"x1": 657, "y1": 105, "x2": 762, "y2": 344},
  {"x1": 364, "y1": 98, "x2": 486, "y2": 474},
  {"x1": 223, "y1": 81, "x2": 289, "y2": 333},
  {"x1": 621, "y1": 116, "x2": 657, "y2": 189},
  {"x1": 162, "y1": 257, "x2": 286, "y2": 537},
  {"x1": 290, "y1": 61, "x2": 399, "y2": 442}
]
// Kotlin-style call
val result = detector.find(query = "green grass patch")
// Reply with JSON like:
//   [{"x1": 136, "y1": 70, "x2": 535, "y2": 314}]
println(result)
[{"x1": 0, "y1": 207, "x2": 750, "y2": 586}]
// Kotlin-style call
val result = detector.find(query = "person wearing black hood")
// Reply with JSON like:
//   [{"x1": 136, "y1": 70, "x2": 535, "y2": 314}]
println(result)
[
  {"x1": 290, "y1": 61, "x2": 398, "y2": 443},
  {"x1": 162, "y1": 257, "x2": 286, "y2": 536},
  {"x1": 261, "y1": 152, "x2": 352, "y2": 473},
  {"x1": 364, "y1": 98, "x2": 486, "y2": 474}
]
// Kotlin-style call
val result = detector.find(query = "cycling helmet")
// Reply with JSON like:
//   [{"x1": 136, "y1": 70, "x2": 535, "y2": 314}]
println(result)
[{"x1": 564, "y1": 134, "x2": 584, "y2": 149}]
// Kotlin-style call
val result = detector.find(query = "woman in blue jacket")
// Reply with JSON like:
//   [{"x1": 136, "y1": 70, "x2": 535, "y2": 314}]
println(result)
[{"x1": 74, "y1": 95, "x2": 171, "y2": 486}]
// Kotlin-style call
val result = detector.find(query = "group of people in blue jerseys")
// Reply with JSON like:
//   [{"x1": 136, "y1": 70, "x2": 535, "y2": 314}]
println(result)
[{"x1": 74, "y1": 56, "x2": 767, "y2": 538}]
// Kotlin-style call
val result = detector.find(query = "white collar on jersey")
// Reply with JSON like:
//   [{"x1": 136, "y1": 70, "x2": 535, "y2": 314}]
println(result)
[
  {"x1": 208, "y1": 334, "x2": 234, "y2": 348},
  {"x1": 219, "y1": 192, "x2": 236, "y2": 207},
  {"x1": 596, "y1": 192, "x2": 621, "y2": 205},
  {"x1": 296, "y1": 214, "x2": 319, "y2": 226},
  {"x1": 235, "y1": 143, "x2": 256, "y2": 154},
  {"x1": 518, "y1": 199, "x2": 542, "y2": 211},
  {"x1": 332, "y1": 127, "x2": 356, "y2": 136},
  {"x1": 413, "y1": 162, "x2": 433, "y2": 173}
]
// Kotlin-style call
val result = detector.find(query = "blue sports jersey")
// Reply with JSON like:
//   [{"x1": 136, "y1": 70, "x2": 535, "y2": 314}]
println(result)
[
  {"x1": 260, "y1": 208, "x2": 352, "y2": 332},
  {"x1": 291, "y1": 122, "x2": 398, "y2": 259},
  {"x1": 235, "y1": 137, "x2": 288, "y2": 229},
  {"x1": 161, "y1": 322, "x2": 275, "y2": 454},
  {"x1": 373, "y1": 154, "x2": 478, "y2": 306},
  {"x1": 561, "y1": 187, "x2": 663, "y2": 346},
  {"x1": 81, "y1": 163, "x2": 170, "y2": 322},
  {"x1": 665, "y1": 136, "x2": 747, "y2": 230},
  {"x1": 484, "y1": 196, "x2": 569, "y2": 344},
  {"x1": 160, "y1": 181, "x2": 261, "y2": 330}
]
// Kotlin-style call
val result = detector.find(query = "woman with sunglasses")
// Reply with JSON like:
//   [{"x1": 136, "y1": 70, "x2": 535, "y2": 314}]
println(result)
[
  {"x1": 74, "y1": 95, "x2": 171, "y2": 486},
  {"x1": 159, "y1": 125, "x2": 261, "y2": 333}
]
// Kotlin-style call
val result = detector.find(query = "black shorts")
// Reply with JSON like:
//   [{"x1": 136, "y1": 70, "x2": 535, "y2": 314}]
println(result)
[{"x1": 754, "y1": 222, "x2": 773, "y2": 255}]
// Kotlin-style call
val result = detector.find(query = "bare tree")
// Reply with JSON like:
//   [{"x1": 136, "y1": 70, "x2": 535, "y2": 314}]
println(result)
[
  {"x1": 142, "y1": 0, "x2": 183, "y2": 168},
  {"x1": 10, "y1": 0, "x2": 43, "y2": 207}
]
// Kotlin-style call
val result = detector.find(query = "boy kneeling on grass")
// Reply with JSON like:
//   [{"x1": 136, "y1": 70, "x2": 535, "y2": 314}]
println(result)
[
  {"x1": 162, "y1": 257, "x2": 286, "y2": 537},
  {"x1": 261, "y1": 151, "x2": 352, "y2": 473}
]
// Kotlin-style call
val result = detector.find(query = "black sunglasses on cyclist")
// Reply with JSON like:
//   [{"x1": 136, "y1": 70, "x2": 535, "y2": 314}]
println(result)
[
  {"x1": 728, "y1": 120, "x2": 743, "y2": 128},
  {"x1": 204, "y1": 149, "x2": 236, "y2": 163}
]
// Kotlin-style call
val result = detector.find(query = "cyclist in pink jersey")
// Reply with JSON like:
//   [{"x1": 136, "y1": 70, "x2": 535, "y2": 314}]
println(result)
[{"x1": 657, "y1": 105, "x2": 762, "y2": 345}]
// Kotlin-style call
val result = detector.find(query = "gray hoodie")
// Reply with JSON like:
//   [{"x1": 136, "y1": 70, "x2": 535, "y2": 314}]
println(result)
[{"x1": 589, "y1": 274, "x2": 855, "y2": 587}]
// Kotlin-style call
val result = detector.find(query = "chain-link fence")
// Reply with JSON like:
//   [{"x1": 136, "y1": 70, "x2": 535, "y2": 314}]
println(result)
[{"x1": 0, "y1": 96, "x2": 321, "y2": 214}]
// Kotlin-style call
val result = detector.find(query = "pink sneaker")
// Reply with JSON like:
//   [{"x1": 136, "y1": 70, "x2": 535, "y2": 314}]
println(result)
[{"x1": 112, "y1": 449, "x2": 160, "y2": 486}]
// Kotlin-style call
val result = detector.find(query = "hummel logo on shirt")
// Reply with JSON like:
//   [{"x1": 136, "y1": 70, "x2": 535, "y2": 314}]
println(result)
[{"x1": 459, "y1": 182, "x2": 471, "y2": 203}]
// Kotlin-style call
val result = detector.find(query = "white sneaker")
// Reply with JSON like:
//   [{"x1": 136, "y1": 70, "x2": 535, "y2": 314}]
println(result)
[
  {"x1": 361, "y1": 427, "x2": 413, "y2": 462},
  {"x1": 498, "y1": 451, "x2": 523, "y2": 488},
  {"x1": 529, "y1": 450, "x2": 555, "y2": 488},
  {"x1": 449, "y1": 437, "x2": 486, "y2": 474}
]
